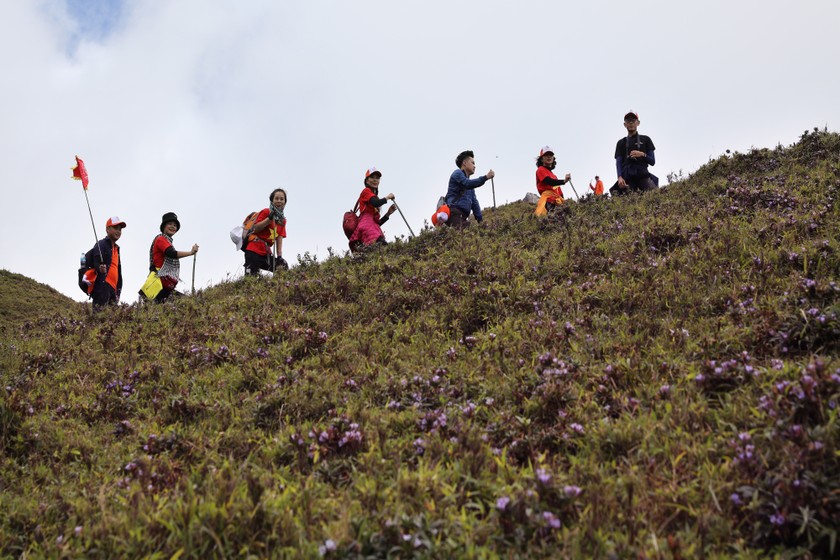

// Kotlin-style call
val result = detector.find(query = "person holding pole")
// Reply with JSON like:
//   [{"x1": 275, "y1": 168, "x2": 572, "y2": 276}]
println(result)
[
  {"x1": 534, "y1": 146, "x2": 571, "y2": 216},
  {"x1": 143, "y1": 212, "x2": 198, "y2": 302},
  {"x1": 244, "y1": 188, "x2": 288, "y2": 276},
  {"x1": 445, "y1": 150, "x2": 495, "y2": 229},
  {"x1": 349, "y1": 167, "x2": 396, "y2": 252},
  {"x1": 590, "y1": 175, "x2": 605, "y2": 196},
  {"x1": 86, "y1": 216, "x2": 126, "y2": 308}
]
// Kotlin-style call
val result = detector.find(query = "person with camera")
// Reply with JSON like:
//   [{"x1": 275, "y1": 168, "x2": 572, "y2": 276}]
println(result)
[
  {"x1": 534, "y1": 146, "x2": 571, "y2": 216},
  {"x1": 610, "y1": 111, "x2": 658, "y2": 196},
  {"x1": 244, "y1": 188, "x2": 288, "y2": 275},
  {"x1": 445, "y1": 150, "x2": 495, "y2": 229}
]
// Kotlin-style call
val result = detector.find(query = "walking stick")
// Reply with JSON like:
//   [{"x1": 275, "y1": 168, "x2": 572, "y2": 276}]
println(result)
[
  {"x1": 567, "y1": 179, "x2": 580, "y2": 199},
  {"x1": 491, "y1": 176, "x2": 496, "y2": 209},
  {"x1": 391, "y1": 201, "x2": 415, "y2": 238},
  {"x1": 191, "y1": 253, "x2": 196, "y2": 295}
]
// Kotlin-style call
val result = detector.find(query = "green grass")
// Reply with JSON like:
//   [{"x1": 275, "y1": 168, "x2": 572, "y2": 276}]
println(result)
[
  {"x1": 1, "y1": 128, "x2": 839, "y2": 558},
  {"x1": 0, "y1": 269, "x2": 81, "y2": 339}
]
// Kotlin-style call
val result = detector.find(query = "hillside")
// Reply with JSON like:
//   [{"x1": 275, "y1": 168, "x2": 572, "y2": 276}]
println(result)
[
  {"x1": 1, "y1": 129, "x2": 839, "y2": 558},
  {"x1": 0, "y1": 269, "x2": 83, "y2": 339}
]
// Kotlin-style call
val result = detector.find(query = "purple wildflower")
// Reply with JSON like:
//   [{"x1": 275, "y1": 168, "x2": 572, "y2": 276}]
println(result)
[
  {"x1": 496, "y1": 496, "x2": 511, "y2": 511},
  {"x1": 563, "y1": 485, "x2": 582, "y2": 497}
]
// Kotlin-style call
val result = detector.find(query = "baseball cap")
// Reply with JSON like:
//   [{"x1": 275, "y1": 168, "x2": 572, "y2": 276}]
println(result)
[
  {"x1": 624, "y1": 111, "x2": 639, "y2": 121},
  {"x1": 106, "y1": 216, "x2": 126, "y2": 228},
  {"x1": 539, "y1": 146, "x2": 554, "y2": 157},
  {"x1": 365, "y1": 166, "x2": 382, "y2": 178}
]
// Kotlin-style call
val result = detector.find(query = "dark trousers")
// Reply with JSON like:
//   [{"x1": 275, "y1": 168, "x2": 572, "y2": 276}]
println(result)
[
  {"x1": 610, "y1": 176, "x2": 657, "y2": 196},
  {"x1": 244, "y1": 249, "x2": 274, "y2": 276},
  {"x1": 446, "y1": 207, "x2": 470, "y2": 229},
  {"x1": 91, "y1": 283, "x2": 117, "y2": 308}
]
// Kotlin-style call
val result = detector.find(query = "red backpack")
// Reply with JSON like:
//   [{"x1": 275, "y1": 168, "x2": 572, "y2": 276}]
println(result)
[{"x1": 342, "y1": 201, "x2": 360, "y2": 239}]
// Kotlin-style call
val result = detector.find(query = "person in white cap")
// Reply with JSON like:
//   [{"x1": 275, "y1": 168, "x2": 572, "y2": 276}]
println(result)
[
  {"x1": 534, "y1": 146, "x2": 571, "y2": 216},
  {"x1": 348, "y1": 167, "x2": 396, "y2": 252},
  {"x1": 611, "y1": 111, "x2": 657, "y2": 195},
  {"x1": 89, "y1": 216, "x2": 126, "y2": 308}
]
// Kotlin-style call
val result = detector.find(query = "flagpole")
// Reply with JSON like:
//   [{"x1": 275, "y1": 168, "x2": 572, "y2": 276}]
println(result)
[{"x1": 82, "y1": 179, "x2": 104, "y2": 261}]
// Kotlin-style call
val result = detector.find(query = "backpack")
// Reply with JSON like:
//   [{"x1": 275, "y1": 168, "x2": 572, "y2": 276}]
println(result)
[
  {"x1": 77, "y1": 243, "x2": 99, "y2": 296},
  {"x1": 342, "y1": 201, "x2": 361, "y2": 239},
  {"x1": 230, "y1": 211, "x2": 261, "y2": 251}
]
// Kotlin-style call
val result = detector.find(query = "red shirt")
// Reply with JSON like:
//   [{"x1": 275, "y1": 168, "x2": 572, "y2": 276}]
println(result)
[
  {"x1": 152, "y1": 235, "x2": 173, "y2": 270},
  {"x1": 358, "y1": 187, "x2": 381, "y2": 218},
  {"x1": 245, "y1": 208, "x2": 287, "y2": 256},
  {"x1": 536, "y1": 166, "x2": 562, "y2": 196}
]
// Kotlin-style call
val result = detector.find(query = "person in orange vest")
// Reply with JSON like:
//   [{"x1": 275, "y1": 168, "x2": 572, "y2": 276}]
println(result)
[
  {"x1": 534, "y1": 146, "x2": 571, "y2": 216},
  {"x1": 89, "y1": 216, "x2": 126, "y2": 308},
  {"x1": 590, "y1": 175, "x2": 604, "y2": 196}
]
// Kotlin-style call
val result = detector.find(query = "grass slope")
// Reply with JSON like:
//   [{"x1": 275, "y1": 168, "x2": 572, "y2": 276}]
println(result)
[
  {"x1": 0, "y1": 269, "x2": 82, "y2": 340},
  {"x1": 1, "y1": 129, "x2": 839, "y2": 558}
]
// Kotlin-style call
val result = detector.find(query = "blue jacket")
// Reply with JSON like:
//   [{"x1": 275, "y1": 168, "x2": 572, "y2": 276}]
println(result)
[{"x1": 446, "y1": 169, "x2": 487, "y2": 222}]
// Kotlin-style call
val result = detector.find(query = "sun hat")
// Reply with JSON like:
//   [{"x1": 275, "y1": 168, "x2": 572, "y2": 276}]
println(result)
[{"x1": 159, "y1": 212, "x2": 180, "y2": 233}]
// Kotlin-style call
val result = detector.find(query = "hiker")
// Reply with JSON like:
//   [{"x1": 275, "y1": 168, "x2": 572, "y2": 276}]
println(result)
[
  {"x1": 88, "y1": 216, "x2": 126, "y2": 308},
  {"x1": 534, "y1": 146, "x2": 571, "y2": 216},
  {"x1": 445, "y1": 150, "x2": 495, "y2": 228},
  {"x1": 244, "y1": 188, "x2": 288, "y2": 276},
  {"x1": 610, "y1": 111, "x2": 658, "y2": 196},
  {"x1": 590, "y1": 175, "x2": 604, "y2": 196},
  {"x1": 143, "y1": 212, "x2": 198, "y2": 302},
  {"x1": 349, "y1": 167, "x2": 396, "y2": 252}
]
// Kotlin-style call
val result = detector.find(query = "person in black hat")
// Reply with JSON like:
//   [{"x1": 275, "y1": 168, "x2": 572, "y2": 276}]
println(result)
[
  {"x1": 144, "y1": 212, "x2": 199, "y2": 302},
  {"x1": 611, "y1": 111, "x2": 658, "y2": 196}
]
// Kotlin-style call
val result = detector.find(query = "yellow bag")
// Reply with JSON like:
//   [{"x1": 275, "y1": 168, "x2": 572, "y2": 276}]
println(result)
[{"x1": 139, "y1": 270, "x2": 164, "y2": 301}]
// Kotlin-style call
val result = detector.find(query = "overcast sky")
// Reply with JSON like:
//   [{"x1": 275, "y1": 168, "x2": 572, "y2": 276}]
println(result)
[{"x1": 2, "y1": 0, "x2": 838, "y2": 303}]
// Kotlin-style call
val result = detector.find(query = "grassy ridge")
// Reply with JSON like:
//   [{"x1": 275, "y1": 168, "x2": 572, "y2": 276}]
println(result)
[
  {"x1": 1, "y1": 129, "x2": 839, "y2": 558},
  {"x1": 0, "y1": 269, "x2": 81, "y2": 339}
]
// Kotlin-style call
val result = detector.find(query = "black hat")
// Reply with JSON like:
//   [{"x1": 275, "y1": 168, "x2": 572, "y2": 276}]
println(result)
[{"x1": 160, "y1": 212, "x2": 181, "y2": 233}]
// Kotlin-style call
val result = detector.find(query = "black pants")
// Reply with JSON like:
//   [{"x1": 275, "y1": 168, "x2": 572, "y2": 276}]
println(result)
[
  {"x1": 610, "y1": 176, "x2": 657, "y2": 196},
  {"x1": 91, "y1": 283, "x2": 117, "y2": 308},
  {"x1": 244, "y1": 249, "x2": 275, "y2": 276},
  {"x1": 446, "y1": 207, "x2": 470, "y2": 229}
]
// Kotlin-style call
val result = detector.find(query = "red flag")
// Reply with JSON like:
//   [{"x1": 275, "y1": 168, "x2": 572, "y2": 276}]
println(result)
[{"x1": 71, "y1": 156, "x2": 89, "y2": 190}]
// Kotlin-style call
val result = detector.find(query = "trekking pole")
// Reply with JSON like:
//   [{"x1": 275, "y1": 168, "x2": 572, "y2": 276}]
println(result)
[
  {"x1": 392, "y1": 200, "x2": 415, "y2": 238},
  {"x1": 491, "y1": 176, "x2": 496, "y2": 209},
  {"x1": 567, "y1": 179, "x2": 580, "y2": 199},
  {"x1": 191, "y1": 253, "x2": 196, "y2": 295}
]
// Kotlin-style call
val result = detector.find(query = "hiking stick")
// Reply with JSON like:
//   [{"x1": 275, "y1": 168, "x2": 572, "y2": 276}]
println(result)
[
  {"x1": 392, "y1": 201, "x2": 415, "y2": 238},
  {"x1": 567, "y1": 179, "x2": 580, "y2": 199},
  {"x1": 491, "y1": 177, "x2": 496, "y2": 209},
  {"x1": 83, "y1": 189, "x2": 104, "y2": 261},
  {"x1": 191, "y1": 253, "x2": 196, "y2": 295}
]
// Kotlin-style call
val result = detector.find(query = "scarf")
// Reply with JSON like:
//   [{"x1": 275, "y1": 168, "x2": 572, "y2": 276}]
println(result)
[
  {"x1": 269, "y1": 203, "x2": 285, "y2": 226},
  {"x1": 150, "y1": 233, "x2": 180, "y2": 282}
]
